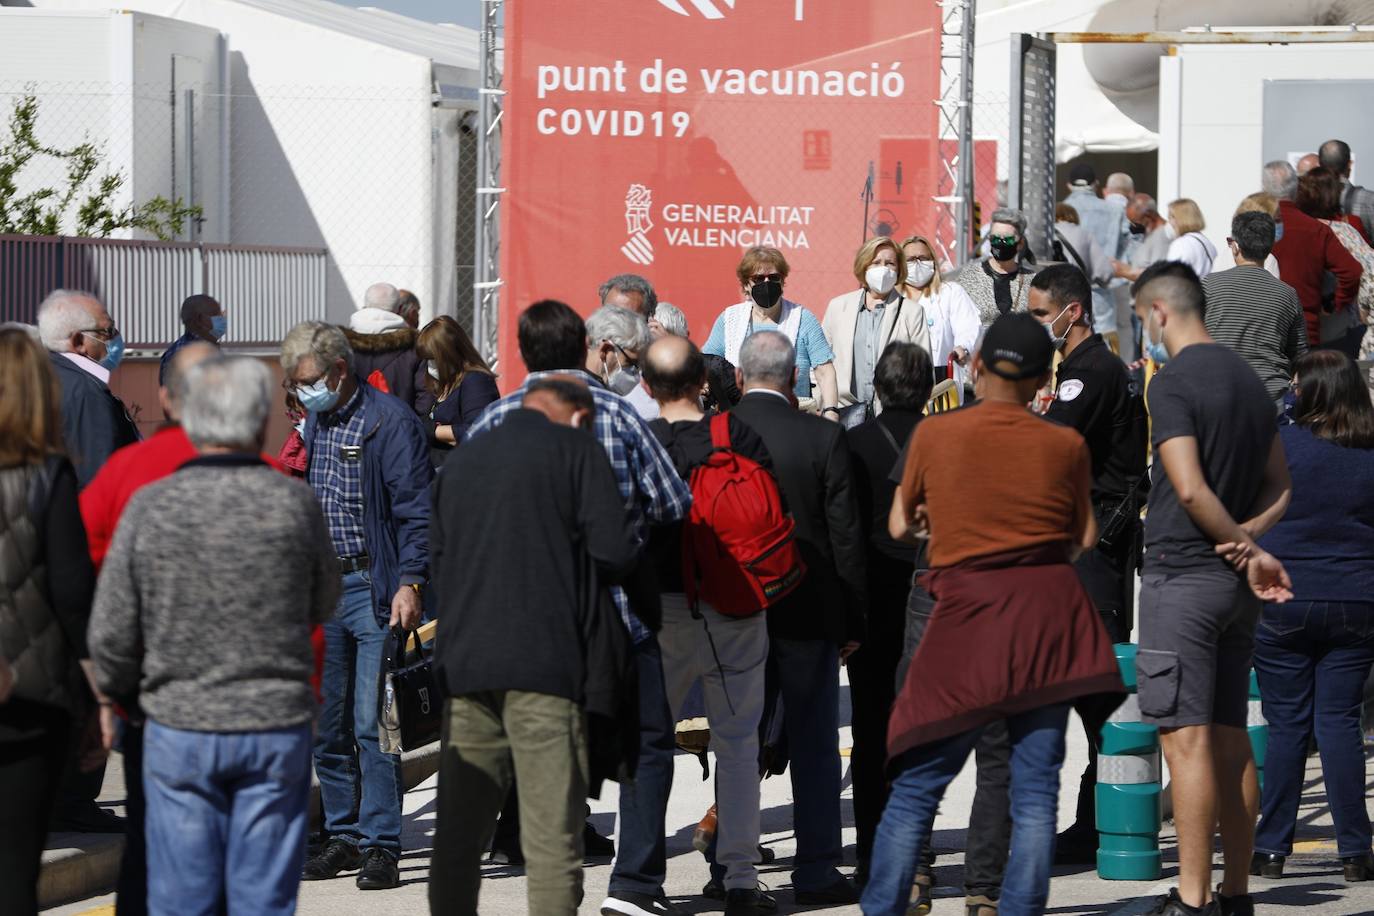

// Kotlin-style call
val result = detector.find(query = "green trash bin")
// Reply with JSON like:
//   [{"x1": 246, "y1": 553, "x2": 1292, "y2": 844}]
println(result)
[
  {"x1": 1096, "y1": 643, "x2": 1163, "y2": 880},
  {"x1": 1248, "y1": 669, "x2": 1268, "y2": 790}
]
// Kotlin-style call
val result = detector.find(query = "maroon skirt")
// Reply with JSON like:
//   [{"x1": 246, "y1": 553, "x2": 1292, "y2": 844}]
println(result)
[{"x1": 886, "y1": 544, "x2": 1124, "y2": 762}]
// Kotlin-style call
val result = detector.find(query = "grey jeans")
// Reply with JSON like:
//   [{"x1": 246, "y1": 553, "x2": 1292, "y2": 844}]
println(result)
[{"x1": 658, "y1": 593, "x2": 769, "y2": 890}]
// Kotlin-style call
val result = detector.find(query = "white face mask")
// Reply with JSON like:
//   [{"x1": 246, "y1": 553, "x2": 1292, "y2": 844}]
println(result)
[
  {"x1": 865, "y1": 264, "x2": 898, "y2": 296},
  {"x1": 906, "y1": 260, "x2": 935, "y2": 288}
]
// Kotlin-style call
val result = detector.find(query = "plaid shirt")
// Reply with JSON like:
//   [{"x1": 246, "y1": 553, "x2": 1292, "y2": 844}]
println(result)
[
  {"x1": 464, "y1": 371, "x2": 692, "y2": 642},
  {"x1": 308, "y1": 386, "x2": 367, "y2": 558}
]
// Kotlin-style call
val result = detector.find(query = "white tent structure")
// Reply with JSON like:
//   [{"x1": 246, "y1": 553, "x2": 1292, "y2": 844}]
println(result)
[{"x1": 1, "y1": 0, "x2": 480, "y2": 322}]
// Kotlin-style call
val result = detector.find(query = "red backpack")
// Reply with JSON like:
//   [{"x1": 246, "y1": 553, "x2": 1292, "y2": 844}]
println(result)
[{"x1": 682, "y1": 414, "x2": 805, "y2": 617}]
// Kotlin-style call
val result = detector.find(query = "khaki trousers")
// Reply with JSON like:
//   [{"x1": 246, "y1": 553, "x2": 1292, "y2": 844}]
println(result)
[{"x1": 428, "y1": 691, "x2": 589, "y2": 916}]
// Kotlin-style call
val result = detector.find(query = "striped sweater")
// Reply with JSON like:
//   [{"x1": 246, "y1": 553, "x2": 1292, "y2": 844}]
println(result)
[{"x1": 1202, "y1": 265, "x2": 1307, "y2": 401}]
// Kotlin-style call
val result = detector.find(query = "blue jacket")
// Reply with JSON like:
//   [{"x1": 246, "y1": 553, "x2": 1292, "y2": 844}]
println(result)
[
  {"x1": 303, "y1": 379, "x2": 433, "y2": 620},
  {"x1": 49, "y1": 353, "x2": 141, "y2": 488}
]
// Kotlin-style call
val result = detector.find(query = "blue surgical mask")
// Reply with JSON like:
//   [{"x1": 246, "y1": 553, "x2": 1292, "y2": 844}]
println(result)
[
  {"x1": 298, "y1": 376, "x2": 341, "y2": 413},
  {"x1": 1274, "y1": 222, "x2": 1284, "y2": 243},
  {"x1": 209, "y1": 315, "x2": 228, "y2": 340},
  {"x1": 1144, "y1": 319, "x2": 1169, "y2": 365},
  {"x1": 98, "y1": 333, "x2": 126, "y2": 371}
]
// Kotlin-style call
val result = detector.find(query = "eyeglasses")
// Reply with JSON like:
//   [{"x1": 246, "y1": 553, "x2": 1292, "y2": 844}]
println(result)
[
  {"x1": 989, "y1": 234, "x2": 1019, "y2": 245},
  {"x1": 80, "y1": 326, "x2": 119, "y2": 341},
  {"x1": 749, "y1": 273, "x2": 783, "y2": 284},
  {"x1": 283, "y1": 369, "x2": 329, "y2": 392}
]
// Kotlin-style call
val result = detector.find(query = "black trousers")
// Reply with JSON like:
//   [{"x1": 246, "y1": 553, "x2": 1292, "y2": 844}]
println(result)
[
  {"x1": 115, "y1": 722, "x2": 147, "y2": 916},
  {"x1": 848, "y1": 555, "x2": 913, "y2": 866},
  {"x1": 0, "y1": 718, "x2": 69, "y2": 915}
]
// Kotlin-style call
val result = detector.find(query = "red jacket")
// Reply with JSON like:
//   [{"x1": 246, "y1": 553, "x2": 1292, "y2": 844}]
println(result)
[
  {"x1": 1272, "y1": 200, "x2": 1364, "y2": 346},
  {"x1": 887, "y1": 545, "x2": 1124, "y2": 761}
]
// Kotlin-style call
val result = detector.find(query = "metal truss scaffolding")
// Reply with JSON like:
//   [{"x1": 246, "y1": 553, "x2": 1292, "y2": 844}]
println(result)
[
  {"x1": 473, "y1": 0, "x2": 505, "y2": 368},
  {"x1": 933, "y1": 0, "x2": 976, "y2": 268}
]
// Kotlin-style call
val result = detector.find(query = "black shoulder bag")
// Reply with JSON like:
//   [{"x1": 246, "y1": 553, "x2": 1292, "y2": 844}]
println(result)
[{"x1": 379, "y1": 626, "x2": 441, "y2": 754}]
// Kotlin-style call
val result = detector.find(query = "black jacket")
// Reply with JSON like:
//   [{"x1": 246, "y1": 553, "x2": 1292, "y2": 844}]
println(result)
[
  {"x1": 730, "y1": 391, "x2": 868, "y2": 645},
  {"x1": 49, "y1": 354, "x2": 140, "y2": 488},
  {"x1": 343, "y1": 326, "x2": 435, "y2": 419}
]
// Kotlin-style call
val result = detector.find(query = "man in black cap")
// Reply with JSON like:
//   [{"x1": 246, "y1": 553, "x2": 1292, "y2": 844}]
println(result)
[
  {"x1": 1030, "y1": 263, "x2": 1148, "y2": 861},
  {"x1": 863, "y1": 312, "x2": 1124, "y2": 916}
]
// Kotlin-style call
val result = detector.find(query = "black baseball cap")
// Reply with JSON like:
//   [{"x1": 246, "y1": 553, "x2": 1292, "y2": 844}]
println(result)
[
  {"x1": 979, "y1": 312, "x2": 1053, "y2": 380},
  {"x1": 1068, "y1": 161, "x2": 1096, "y2": 187}
]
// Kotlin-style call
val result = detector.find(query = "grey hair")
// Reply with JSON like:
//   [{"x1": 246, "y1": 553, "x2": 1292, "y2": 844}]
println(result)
[
  {"x1": 280, "y1": 321, "x2": 354, "y2": 374},
  {"x1": 181, "y1": 356, "x2": 273, "y2": 451},
  {"x1": 988, "y1": 207, "x2": 1027, "y2": 236},
  {"x1": 653, "y1": 302, "x2": 688, "y2": 338},
  {"x1": 585, "y1": 305, "x2": 651, "y2": 354},
  {"x1": 1105, "y1": 172, "x2": 1134, "y2": 195},
  {"x1": 362, "y1": 282, "x2": 401, "y2": 313},
  {"x1": 36, "y1": 289, "x2": 104, "y2": 352},
  {"x1": 1134, "y1": 194, "x2": 1159, "y2": 217},
  {"x1": 739, "y1": 330, "x2": 796, "y2": 389},
  {"x1": 1262, "y1": 161, "x2": 1298, "y2": 201},
  {"x1": 598, "y1": 273, "x2": 658, "y2": 315},
  {"x1": 162, "y1": 341, "x2": 219, "y2": 418},
  {"x1": 179, "y1": 294, "x2": 219, "y2": 325}
]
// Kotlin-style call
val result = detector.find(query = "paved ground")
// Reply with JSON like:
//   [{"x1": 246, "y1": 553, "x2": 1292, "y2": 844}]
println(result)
[{"x1": 45, "y1": 684, "x2": 1374, "y2": 915}]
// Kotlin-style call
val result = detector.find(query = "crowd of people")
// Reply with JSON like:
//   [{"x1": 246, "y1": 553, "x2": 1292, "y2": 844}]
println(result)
[{"x1": 2, "y1": 136, "x2": 1374, "y2": 916}]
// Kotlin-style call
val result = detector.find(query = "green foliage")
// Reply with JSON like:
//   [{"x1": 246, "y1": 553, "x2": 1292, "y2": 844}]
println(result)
[{"x1": 0, "y1": 91, "x2": 201, "y2": 240}]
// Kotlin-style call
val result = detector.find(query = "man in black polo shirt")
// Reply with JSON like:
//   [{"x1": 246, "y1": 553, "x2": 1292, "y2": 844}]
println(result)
[{"x1": 1030, "y1": 263, "x2": 1148, "y2": 861}]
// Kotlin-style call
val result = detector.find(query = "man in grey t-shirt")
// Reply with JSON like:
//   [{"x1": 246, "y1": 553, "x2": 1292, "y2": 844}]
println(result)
[{"x1": 1132, "y1": 268, "x2": 1293, "y2": 916}]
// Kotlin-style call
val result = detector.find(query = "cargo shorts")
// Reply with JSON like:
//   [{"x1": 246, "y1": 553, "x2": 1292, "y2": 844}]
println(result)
[{"x1": 1136, "y1": 567, "x2": 1260, "y2": 729}]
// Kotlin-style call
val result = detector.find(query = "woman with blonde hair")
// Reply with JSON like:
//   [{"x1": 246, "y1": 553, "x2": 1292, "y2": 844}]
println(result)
[
  {"x1": 702, "y1": 245, "x2": 838, "y2": 415},
  {"x1": 0, "y1": 328, "x2": 108, "y2": 913},
  {"x1": 415, "y1": 316, "x2": 498, "y2": 466},
  {"x1": 1236, "y1": 192, "x2": 1283, "y2": 279},
  {"x1": 900, "y1": 233, "x2": 980, "y2": 394},
  {"x1": 1165, "y1": 198, "x2": 1216, "y2": 278},
  {"x1": 821, "y1": 236, "x2": 931, "y2": 427}
]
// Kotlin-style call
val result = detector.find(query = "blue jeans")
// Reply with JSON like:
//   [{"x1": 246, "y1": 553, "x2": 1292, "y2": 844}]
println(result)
[
  {"x1": 142, "y1": 721, "x2": 311, "y2": 916},
  {"x1": 609, "y1": 636, "x2": 676, "y2": 897},
  {"x1": 1254, "y1": 600, "x2": 1374, "y2": 858},
  {"x1": 861, "y1": 703, "x2": 1071, "y2": 916},
  {"x1": 773, "y1": 637, "x2": 845, "y2": 892},
  {"x1": 313, "y1": 570, "x2": 403, "y2": 855}
]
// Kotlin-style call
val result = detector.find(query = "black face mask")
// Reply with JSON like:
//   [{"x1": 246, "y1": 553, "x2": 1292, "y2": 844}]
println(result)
[
  {"x1": 750, "y1": 278, "x2": 784, "y2": 309},
  {"x1": 988, "y1": 238, "x2": 1019, "y2": 262},
  {"x1": 1129, "y1": 221, "x2": 1146, "y2": 236}
]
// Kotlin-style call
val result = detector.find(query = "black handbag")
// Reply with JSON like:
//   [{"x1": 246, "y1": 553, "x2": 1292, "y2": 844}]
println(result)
[{"x1": 378, "y1": 626, "x2": 441, "y2": 754}]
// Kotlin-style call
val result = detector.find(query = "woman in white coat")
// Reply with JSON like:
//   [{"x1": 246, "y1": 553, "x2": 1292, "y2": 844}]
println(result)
[
  {"x1": 821, "y1": 236, "x2": 931, "y2": 427},
  {"x1": 900, "y1": 234, "x2": 980, "y2": 397}
]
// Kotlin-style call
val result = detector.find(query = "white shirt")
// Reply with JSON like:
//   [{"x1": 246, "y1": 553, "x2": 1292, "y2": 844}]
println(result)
[
  {"x1": 1167, "y1": 231, "x2": 1217, "y2": 279},
  {"x1": 59, "y1": 351, "x2": 110, "y2": 385},
  {"x1": 624, "y1": 382, "x2": 660, "y2": 421},
  {"x1": 917, "y1": 283, "x2": 981, "y2": 403}
]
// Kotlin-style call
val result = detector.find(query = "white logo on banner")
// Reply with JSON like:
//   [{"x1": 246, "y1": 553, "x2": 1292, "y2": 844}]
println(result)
[
  {"x1": 621, "y1": 183, "x2": 655, "y2": 265},
  {"x1": 653, "y1": 0, "x2": 804, "y2": 21}
]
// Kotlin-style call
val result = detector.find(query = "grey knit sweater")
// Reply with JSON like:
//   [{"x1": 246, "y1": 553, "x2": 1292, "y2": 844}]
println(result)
[{"x1": 90, "y1": 456, "x2": 340, "y2": 732}]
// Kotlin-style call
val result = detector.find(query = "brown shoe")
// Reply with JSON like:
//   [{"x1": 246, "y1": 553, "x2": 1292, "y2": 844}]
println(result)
[
  {"x1": 692, "y1": 803, "x2": 718, "y2": 853},
  {"x1": 966, "y1": 894, "x2": 998, "y2": 916}
]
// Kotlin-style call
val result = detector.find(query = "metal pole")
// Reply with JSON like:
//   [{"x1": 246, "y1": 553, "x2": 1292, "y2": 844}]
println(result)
[
  {"x1": 473, "y1": 0, "x2": 504, "y2": 368},
  {"x1": 956, "y1": 0, "x2": 976, "y2": 262}
]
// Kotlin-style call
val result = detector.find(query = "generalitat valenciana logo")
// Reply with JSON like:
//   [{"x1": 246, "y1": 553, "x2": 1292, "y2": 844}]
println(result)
[{"x1": 653, "y1": 0, "x2": 804, "y2": 21}]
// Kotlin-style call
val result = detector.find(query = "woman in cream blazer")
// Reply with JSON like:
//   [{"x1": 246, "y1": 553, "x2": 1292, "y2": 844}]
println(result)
[{"x1": 822, "y1": 236, "x2": 930, "y2": 423}]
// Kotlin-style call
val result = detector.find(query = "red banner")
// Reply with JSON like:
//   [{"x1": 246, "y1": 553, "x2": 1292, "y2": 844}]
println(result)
[{"x1": 500, "y1": 0, "x2": 943, "y2": 386}]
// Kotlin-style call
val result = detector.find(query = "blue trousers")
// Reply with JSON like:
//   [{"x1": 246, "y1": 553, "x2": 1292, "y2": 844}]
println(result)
[
  {"x1": 861, "y1": 703, "x2": 1071, "y2": 916},
  {"x1": 313, "y1": 570, "x2": 403, "y2": 855},
  {"x1": 1254, "y1": 600, "x2": 1374, "y2": 858},
  {"x1": 142, "y1": 721, "x2": 311, "y2": 916}
]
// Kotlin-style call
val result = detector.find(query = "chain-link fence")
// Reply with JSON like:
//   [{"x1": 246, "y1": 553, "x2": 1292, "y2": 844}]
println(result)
[
  {"x1": 969, "y1": 89, "x2": 1011, "y2": 254},
  {"x1": 1, "y1": 79, "x2": 479, "y2": 333}
]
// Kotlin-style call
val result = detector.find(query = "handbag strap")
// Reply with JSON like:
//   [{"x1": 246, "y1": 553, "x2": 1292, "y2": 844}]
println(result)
[{"x1": 876, "y1": 418, "x2": 902, "y2": 458}]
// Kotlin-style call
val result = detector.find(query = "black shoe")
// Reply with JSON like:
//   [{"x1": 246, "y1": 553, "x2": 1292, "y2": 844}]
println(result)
[
  {"x1": 50, "y1": 803, "x2": 126, "y2": 834},
  {"x1": 757, "y1": 844, "x2": 776, "y2": 864},
  {"x1": 1344, "y1": 853, "x2": 1374, "y2": 881},
  {"x1": 584, "y1": 822, "x2": 616, "y2": 858},
  {"x1": 1146, "y1": 888, "x2": 1216, "y2": 915},
  {"x1": 1249, "y1": 852, "x2": 1284, "y2": 879},
  {"x1": 600, "y1": 891, "x2": 683, "y2": 915},
  {"x1": 355, "y1": 848, "x2": 400, "y2": 890},
  {"x1": 725, "y1": 886, "x2": 778, "y2": 915},
  {"x1": 487, "y1": 844, "x2": 524, "y2": 866},
  {"x1": 1214, "y1": 885, "x2": 1254, "y2": 916},
  {"x1": 794, "y1": 878, "x2": 859, "y2": 905},
  {"x1": 301, "y1": 838, "x2": 362, "y2": 881},
  {"x1": 1053, "y1": 825, "x2": 1098, "y2": 865},
  {"x1": 703, "y1": 878, "x2": 726, "y2": 901}
]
